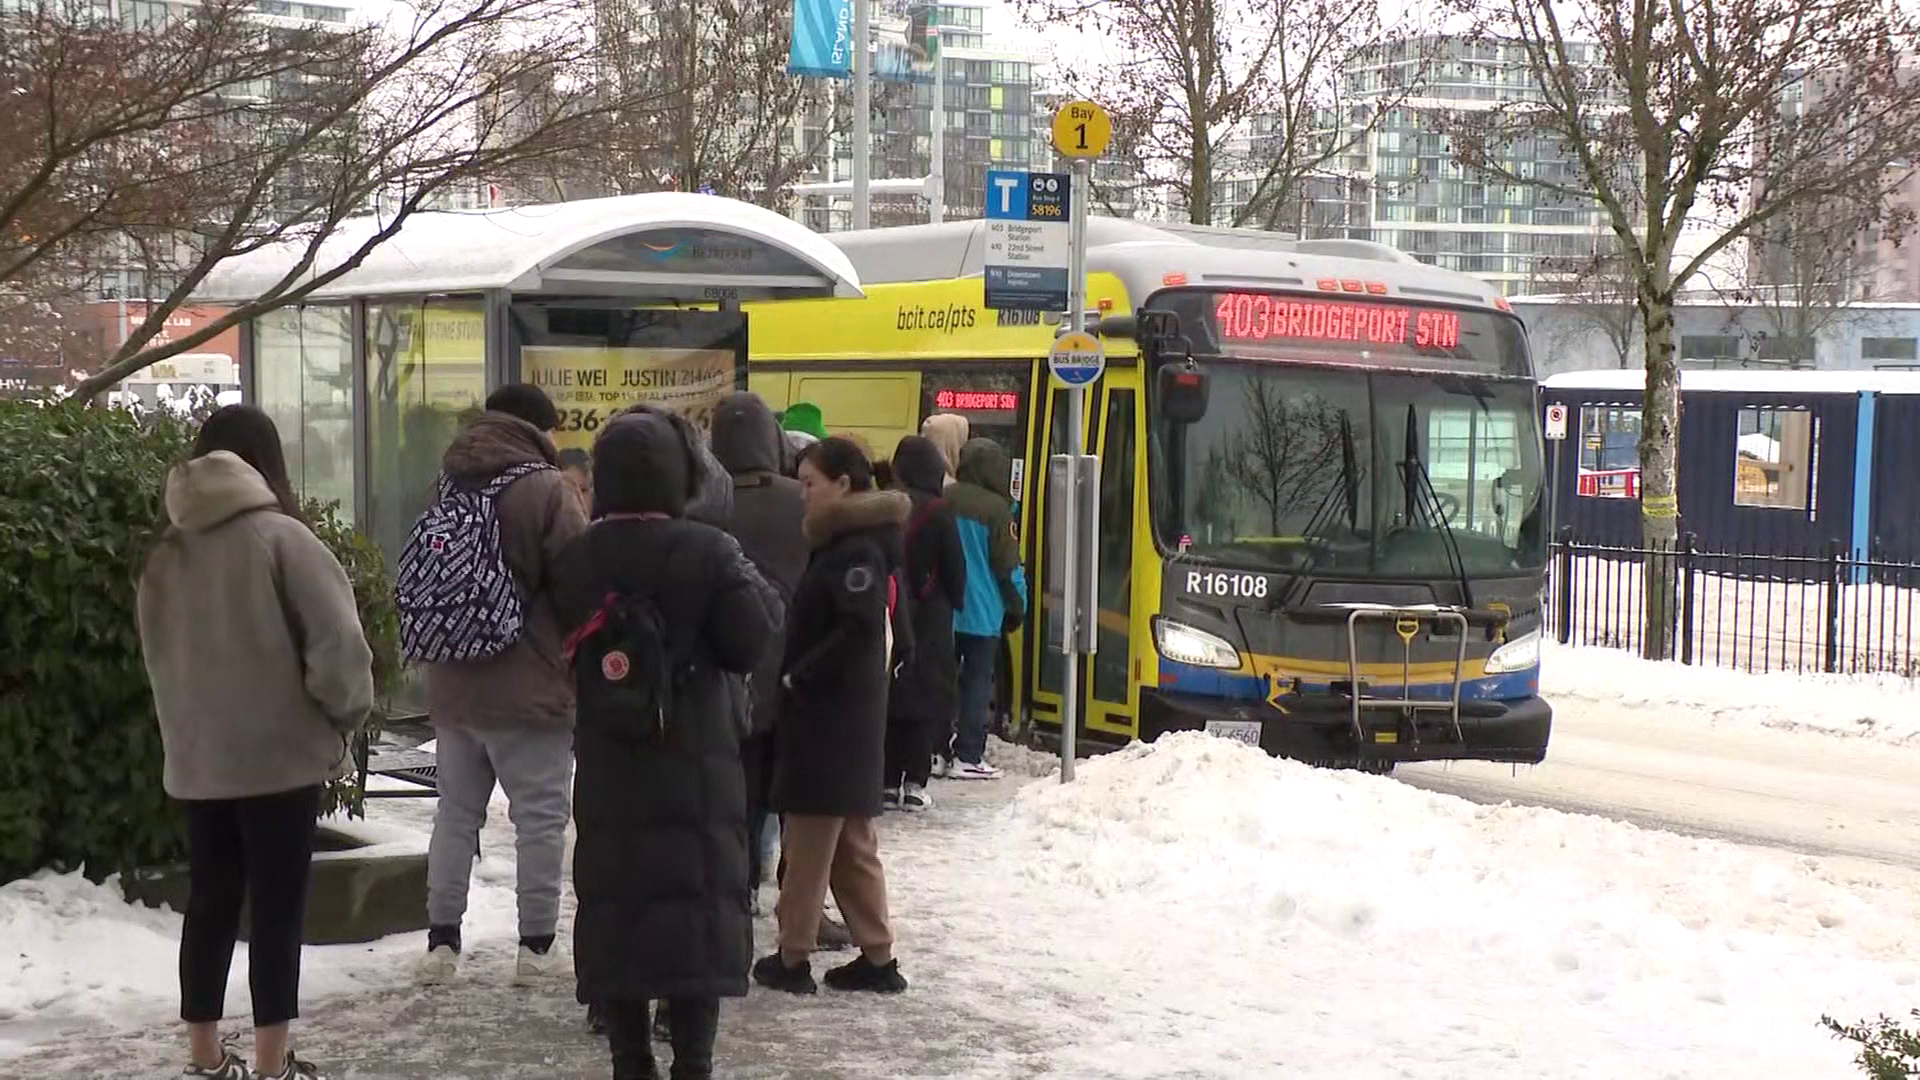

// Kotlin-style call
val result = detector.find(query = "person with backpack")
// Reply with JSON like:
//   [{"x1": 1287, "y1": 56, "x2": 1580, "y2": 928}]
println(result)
[
  {"x1": 138, "y1": 405, "x2": 374, "y2": 1080},
  {"x1": 754, "y1": 437, "x2": 911, "y2": 997},
  {"x1": 944, "y1": 437, "x2": 1028, "y2": 780},
  {"x1": 399, "y1": 383, "x2": 587, "y2": 987},
  {"x1": 883, "y1": 436, "x2": 967, "y2": 812},
  {"x1": 551, "y1": 409, "x2": 781, "y2": 1080}
]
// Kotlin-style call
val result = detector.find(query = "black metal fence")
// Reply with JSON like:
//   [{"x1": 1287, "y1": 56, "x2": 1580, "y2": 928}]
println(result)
[{"x1": 1551, "y1": 533, "x2": 1920, "y2": 677}]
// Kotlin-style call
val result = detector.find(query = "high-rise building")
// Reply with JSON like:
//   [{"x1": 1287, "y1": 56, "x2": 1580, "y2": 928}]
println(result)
[
  {"x1": 1210, "y1": 36, "x2": 1625, "y2": 295},
  {"x1": 796, "y1": 0, "x2": 1054, "y2": 229}
]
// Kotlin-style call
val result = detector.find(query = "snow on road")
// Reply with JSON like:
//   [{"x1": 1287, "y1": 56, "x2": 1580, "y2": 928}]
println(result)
[
  {"x1": 6, "y1": 733, "x2": 1918, "y2": 1078},
  {"x1": 1542, "y1": 642, "x2": 1920, "y2": 747}
]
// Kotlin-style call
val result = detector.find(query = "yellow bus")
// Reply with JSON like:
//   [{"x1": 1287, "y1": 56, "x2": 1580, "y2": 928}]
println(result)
[{"x1": 744, "y1": 218, "x2": 1551, "y2": 769}]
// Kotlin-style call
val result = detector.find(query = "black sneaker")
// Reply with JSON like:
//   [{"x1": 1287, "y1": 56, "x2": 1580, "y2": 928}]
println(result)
[
  {"x1": 813, "y1": 914, "x2": 853, "y2": 952},
  {"x1": 823, "y1": 954, "x2": 908, "y2": 994},
  {"x1": 752, "y1": 953, "x2": 818, "y2": 994}
]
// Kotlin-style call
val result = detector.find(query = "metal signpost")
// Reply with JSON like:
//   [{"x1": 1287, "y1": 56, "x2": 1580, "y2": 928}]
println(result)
[
  {"x1": 1544, "y1": 402, "x2": 1568, "y2": 553},
  {"x1": 1043, "y1": 99, "x2": 1112, "y2": 783}
]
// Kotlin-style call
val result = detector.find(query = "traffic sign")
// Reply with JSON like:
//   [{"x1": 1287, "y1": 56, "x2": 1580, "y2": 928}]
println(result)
[
  {"x1": 1544, "y1": 403, "x2": 1569, "y2": 440},
  {"x1": 984, "y1": 170, "x2": 1071, "y2": 310},
  {"x1": 1051, "y1": 100, "x2": 1112, "y2": 159},
  {"x1": 1048, "y1": 330, "x2": 1105, "y2": 387}
]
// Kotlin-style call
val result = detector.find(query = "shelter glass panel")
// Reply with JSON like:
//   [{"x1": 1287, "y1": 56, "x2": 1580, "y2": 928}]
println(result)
[{"x1": 255, "y1": 305, "x2": 355, "y2": 517}]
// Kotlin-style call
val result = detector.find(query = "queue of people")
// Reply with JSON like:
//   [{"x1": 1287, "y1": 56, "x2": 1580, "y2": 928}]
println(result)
[{"x1": 140, "y1": 386, "x2": 1028, "y2": 1080}]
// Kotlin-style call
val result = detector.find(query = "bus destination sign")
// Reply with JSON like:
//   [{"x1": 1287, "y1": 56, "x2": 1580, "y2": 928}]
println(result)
[{"x1": 1212, "y1": 292, "x2": 1461, "y2": 350}]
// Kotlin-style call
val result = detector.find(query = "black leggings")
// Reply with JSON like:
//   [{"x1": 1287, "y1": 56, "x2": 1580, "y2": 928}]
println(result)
[
  {"x1": 606, "y1": 997, "x2": 718, "y2": 1080},
  {"x1": 179, "y1": 785, "x2": 320, "y2": 1026}
]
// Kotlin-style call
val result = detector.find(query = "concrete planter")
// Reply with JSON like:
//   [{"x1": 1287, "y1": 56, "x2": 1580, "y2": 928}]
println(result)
[{"x1": 122, "y1": 818, "x2": 428, "y2": 945}]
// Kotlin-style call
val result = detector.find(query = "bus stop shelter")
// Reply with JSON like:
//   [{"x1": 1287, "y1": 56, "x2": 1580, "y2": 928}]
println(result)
[{"x1": 196, "y1": 191, "x2": 862, "y2": 570}]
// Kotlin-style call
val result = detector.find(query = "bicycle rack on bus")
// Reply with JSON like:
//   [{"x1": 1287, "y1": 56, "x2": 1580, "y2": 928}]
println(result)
[{"x1": 1340, "y1": 604, "x2": 1470, "y2": 751}]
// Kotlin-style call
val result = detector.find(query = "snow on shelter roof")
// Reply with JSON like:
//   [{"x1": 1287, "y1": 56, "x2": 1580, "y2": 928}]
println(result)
[
  {"x1": 1544, "y1": 368, "x2": 1920, "y2": 395},
  {"x1": 194, "y1": 192, "x2": 864, "y2": 303}
]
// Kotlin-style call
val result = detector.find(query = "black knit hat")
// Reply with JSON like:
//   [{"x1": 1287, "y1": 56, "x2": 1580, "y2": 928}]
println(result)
[{"x1": 591, "y1": 410, "x2": 696, "y2": 517}]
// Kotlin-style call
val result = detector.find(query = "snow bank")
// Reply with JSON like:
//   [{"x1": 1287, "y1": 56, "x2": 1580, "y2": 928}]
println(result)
[
  {"x1": 991, "y1": 733, "x2": 1920, "y2": 1078},
  {"x1": 1545, "y1": 641, "x2": 1920, "y2": 746}
]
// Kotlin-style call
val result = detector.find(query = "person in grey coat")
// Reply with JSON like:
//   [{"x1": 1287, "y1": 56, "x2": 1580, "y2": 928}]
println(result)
[{"x1": 139, "y1": 404, "x2": 374, "y2": 1080}]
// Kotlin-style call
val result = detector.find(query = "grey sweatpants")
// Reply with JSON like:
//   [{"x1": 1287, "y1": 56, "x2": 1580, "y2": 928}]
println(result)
[{"x1": 426, "y1": 724, "x2": 572, "y2": 938}]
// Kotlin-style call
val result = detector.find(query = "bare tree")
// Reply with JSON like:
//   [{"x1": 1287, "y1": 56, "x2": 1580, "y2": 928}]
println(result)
[
  {"x1": 522, "y1": 0, "x2": 833, "y2": 205},
  {"x1": 2, "y1": 0, "x2": 672, "y2": 401},
  {"x1": 1540, "y1": 250, "x2": 1641, "y2": 369},
  {"x1": 1703, "y1": 198, "x2": 1886, "y2": 366},
  {"x1": 1016, "y1": 0, "x2": 1429, "y2": 228},
  {"x1": 1449, "y1": 0, "x2": 1920, "y2": 658}
]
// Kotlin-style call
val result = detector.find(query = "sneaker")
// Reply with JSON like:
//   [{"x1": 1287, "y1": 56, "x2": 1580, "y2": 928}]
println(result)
[
  {"x1": 932, "y1": 755, "x2": 953, "y2": 779},
  {"x1": 513, "y1": 942, "x2": 571, "y2": 985},
  {"x1": 814, "y1": 914, "x2": 853, "y2": 952},
  {"x1": 901, "y1": 783, "x2": 933, "y2": 811},
  {"x1": 752, "y1": 953, "x2": 818, "y2": 994},
  {"x1": 182, "y1": 1053, "x2": 248, "y2": 1079},
  {"x1": 415, "y1": 944, "x2": 460, "y2": 985},
  {"x1": 882, "y1": 786, "x2": 903, "y2": 810},
  {"x1": 950, "y1": 759, "x2": 1002, "y2": 780},
  {"x1": 251, "y1": 1051, "x2": 326, "y2": 1080},
  {"x1": 823, "y1": 954, "x2": 908, "y2": 994}
]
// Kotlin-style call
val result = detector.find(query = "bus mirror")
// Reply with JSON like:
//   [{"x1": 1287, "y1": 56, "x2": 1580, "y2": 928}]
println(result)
[{"x1": 1158, "y1": 364, "x2": 1209, "y2": 424}]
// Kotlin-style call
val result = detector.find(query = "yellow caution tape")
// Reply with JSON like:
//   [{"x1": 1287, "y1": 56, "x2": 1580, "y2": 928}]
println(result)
[{"x1": 1642, "y1": 494, "x2": 1679, "y2": 519}]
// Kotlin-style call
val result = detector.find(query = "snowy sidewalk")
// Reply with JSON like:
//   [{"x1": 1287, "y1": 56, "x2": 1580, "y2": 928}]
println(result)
[
  {"x1": 8, "y1": 734, "x2": 1920, "y2": 1079},
  {"x1": 3, "y1": 775, "x2": 1057, "y2": 1080}
]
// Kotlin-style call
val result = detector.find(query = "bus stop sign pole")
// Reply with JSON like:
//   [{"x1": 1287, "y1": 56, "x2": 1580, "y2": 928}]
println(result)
[{"x1": 1050, "y1": 100, "x2": 1112, "y2": 783}]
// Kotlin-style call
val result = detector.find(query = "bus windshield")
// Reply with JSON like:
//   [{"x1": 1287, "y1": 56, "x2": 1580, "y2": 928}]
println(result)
[{"x1": 1150, "y1": 363, "x2": 1547, "y2": 578}]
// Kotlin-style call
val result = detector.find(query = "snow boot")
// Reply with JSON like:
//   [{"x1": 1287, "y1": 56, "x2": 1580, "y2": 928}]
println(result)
[
  {"x1": 752, "y1": 953, "x2": 818, "y2": 995},
  {"x1": 823, "y1": 954, "x2": 909, "y2": 994}
]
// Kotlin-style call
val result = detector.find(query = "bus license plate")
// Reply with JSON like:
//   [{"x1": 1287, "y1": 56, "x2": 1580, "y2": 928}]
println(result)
[{"x1": 1204, "y1": 720, "x2": 1262, "y2": 747}]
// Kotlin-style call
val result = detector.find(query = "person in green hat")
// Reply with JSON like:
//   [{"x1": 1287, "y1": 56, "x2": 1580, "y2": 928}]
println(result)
[{"x1": 782, "y1": 401, "x2": 829, "y2": 441}]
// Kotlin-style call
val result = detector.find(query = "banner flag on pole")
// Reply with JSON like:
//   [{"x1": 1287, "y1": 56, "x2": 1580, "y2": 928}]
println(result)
[{"x1": 788, "y1": 0, "x2": 853, "y2": 78}]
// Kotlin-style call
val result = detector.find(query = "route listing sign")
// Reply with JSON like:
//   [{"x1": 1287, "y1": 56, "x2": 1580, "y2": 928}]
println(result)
[{"x1": 983, "y1": 170, "x2": 1071, "y2": 311}]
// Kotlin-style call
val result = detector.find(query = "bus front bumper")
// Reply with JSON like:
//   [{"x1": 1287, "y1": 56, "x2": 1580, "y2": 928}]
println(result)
[{"x1": 1137, "y1": 687, "x2": 1552, "y2": 766}]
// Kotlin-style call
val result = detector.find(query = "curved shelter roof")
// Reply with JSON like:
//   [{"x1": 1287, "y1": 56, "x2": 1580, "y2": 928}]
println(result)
[{"x1": 196, "y1": 192, "x2": 863, "y2": 303}]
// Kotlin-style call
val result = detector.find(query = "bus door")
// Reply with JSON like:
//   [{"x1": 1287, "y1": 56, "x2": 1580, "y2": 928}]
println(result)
[{"x1": 1028, "y1": 367, "x2": 1143, "y2": 742}]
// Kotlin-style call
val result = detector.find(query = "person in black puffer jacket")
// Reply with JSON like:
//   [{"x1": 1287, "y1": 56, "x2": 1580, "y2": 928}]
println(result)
[
  {"x1": 552, "y1": 409, "x2": 781, "y2": 1080},
  {"x1": 883, "y1": 436, "x2": 967, "y2": 811},
  {"x1": 754, "y1": 437, "x2": 911, "y2": 997}
]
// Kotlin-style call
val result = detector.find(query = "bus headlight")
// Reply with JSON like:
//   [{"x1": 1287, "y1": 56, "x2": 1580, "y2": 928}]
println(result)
[
  {"x1": 1153, "y1": 617, "x2": 1242, "y2": 670},
  {"x1": 1484, "y1": 629, "x2": 1541, "y2": 674}
]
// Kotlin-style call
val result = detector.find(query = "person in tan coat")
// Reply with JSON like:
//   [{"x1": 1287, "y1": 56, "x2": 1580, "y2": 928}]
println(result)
[
  {"x1": 920, "y1": 412, "x2": 969, "y2": 487},
  {"x1": 415, "y1": 384, "x2": 589, "y2": 987},
  {"x1": 138, "y1": 404, "x2": 374, "y2": 1080}
]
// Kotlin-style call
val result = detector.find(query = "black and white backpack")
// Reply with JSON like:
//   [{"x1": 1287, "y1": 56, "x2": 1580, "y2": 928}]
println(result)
[{"x1": 396, "y1": 461, "x2": 551, "y2": 663}]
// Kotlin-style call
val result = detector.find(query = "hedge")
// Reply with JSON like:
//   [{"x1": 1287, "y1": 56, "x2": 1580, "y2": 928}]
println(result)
[{"x1": 0, "y1": 400, "x2": 398, "y2": 883}]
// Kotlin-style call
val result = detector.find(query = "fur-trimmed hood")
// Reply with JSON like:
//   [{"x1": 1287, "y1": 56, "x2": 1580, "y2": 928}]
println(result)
[{"x1": 803, "y1": 489, "x2": 910, "y2": 549}]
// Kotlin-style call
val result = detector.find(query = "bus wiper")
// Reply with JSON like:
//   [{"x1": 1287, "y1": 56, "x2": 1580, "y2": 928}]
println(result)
[{"x1": 1400, "y1": 404, "x2": 1476, "y2": 611}]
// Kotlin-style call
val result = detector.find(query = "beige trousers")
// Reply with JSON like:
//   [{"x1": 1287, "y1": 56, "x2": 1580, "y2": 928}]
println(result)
[{"x1": 775, "y1": 814, "x2": 895, "y2": 966}]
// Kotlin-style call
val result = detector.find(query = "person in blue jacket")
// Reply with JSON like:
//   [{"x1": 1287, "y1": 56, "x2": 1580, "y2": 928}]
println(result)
[{"x1": 941, "y1": 437, "x2": 1027, "y2": 779}]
